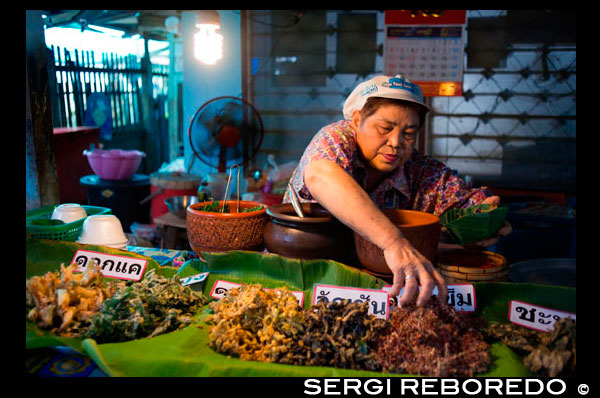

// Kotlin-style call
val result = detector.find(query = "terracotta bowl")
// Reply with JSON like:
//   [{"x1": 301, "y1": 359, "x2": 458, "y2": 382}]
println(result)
[
  {"x1": 186, "y1": 200, "x2": 268, "y2": 258},
  {"x1": 354, "y1": 209, "x2": 440, "y2": 275},
  {"x1": 264, "y1": 203, "x2": 355, "y2": 263}
]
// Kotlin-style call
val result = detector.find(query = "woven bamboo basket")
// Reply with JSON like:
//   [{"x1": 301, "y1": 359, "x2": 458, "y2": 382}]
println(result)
[
  {"x1": 186, "y1": 200, "x2": 267, "y2": 257},
  {"x1": 437, "y1": 249, "x2": 508, "y2": 283}
]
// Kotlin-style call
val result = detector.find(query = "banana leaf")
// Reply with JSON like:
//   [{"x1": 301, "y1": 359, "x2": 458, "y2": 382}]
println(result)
[
  {"x1": 440, "y1": 204, "x2": 508, "y2": 245},
  {"x1": 26, "y1": 238, "x2": 575, "y2": 377}
]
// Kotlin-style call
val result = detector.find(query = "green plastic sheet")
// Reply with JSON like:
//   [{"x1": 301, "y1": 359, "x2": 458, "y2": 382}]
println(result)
[{"x1": 26, "y1": 238, "x2": 575, "y2": 377}]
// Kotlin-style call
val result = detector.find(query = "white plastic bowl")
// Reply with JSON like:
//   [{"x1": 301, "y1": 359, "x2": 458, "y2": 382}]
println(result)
[
  {"x1": 77, "y1": 214, "x2": 128, "y2": 247},
  {"x1": 51, "y1": 203, "x2": 88, "y2": 224}
]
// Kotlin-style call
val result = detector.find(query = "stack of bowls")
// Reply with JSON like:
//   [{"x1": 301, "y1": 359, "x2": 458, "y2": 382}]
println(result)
[
  {"x1": 77, "y1": 214, "x2": 128, "y2": 250},
  {"x1": 51, "y1": 203, "x2": 88, "y2": 224}
]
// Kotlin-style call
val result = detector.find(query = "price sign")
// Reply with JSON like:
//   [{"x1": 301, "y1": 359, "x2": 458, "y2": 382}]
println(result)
[
  {"x1": 508, "y1": 300, "x2": 576, "y2": 332},
  {"x1": 383, "y1": 283, "x2": 476, "y2": 312},
  {"x1": 180, "y1": 272, "x2": 210, "y2": 287},
  {"x1": 312, "y1": 284, "x2": 389, "y2": 320},
  {"x1": 70, "y1": 249, "x2": 148, "y2": 281},
  {"x1": 209, "y1": 280, "x2": 305, "y2": 306}
]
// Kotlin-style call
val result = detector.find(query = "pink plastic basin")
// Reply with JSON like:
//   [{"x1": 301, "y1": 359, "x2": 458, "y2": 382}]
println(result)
[{"x1": 83, "y1": 149, "x2": 145, "y2": 180}]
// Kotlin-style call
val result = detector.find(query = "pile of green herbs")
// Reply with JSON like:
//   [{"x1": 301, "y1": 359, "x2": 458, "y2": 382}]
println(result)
[
  {"x1": 197, "y1": 200, "x2": 264, "y2": 213},
  {"x1": 84, "y1": 269, "x2": 209, "y2": 344}
]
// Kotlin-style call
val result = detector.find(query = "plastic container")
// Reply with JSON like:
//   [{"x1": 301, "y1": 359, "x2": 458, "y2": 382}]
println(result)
[
  {"x1": 77, "y1": 214, "x2": 128, "y2": 248},
  {"x1": 26, "y1": 205, "x2": 112, "y2": 241},
  {"x1": 51, "y1": 203, "x2": 88, "y2": 224},
  {"x1": 83, "y1": 149, "x2": 145, "y2": 180}
]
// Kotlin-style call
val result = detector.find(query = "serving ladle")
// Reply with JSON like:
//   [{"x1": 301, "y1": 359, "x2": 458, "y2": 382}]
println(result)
[{"x1": 287, "y1": 183, "x2": 305, "y2": 218}]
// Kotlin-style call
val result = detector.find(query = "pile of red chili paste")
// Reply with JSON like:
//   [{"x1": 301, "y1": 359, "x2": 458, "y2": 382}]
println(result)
[{"x1": 374, "y1": 296, "x2": 490, "y2": 377}]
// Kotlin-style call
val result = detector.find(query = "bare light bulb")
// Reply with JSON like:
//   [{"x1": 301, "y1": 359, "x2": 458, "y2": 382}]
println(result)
[{"x1": 194, "y1": 24, "x2": 223, "y2": 65}]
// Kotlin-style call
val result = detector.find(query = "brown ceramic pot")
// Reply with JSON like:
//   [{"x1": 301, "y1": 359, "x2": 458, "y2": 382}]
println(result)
[
  {"x1": 264, "y1": 203, "x2": 355, "y2": 263},
  {"x1": 186, "y1": 200, "x2": 267, "y2": 258},
  {"x1": 354, "y1": 209, "x2": 440, "y2": 275}
]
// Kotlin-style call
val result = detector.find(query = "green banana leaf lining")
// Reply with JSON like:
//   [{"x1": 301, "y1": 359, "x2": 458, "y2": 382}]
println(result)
[{"x1": 25, "y1": 238, "x2": 575, "y2": 377}]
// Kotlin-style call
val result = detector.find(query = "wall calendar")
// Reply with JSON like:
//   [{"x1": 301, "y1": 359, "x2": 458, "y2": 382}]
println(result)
[{"x1": 383, "y1": 10, "x2": 467, "y2": 97}]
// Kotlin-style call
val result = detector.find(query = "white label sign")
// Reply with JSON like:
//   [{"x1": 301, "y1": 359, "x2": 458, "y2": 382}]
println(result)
[
  {"x1": 180, "y1": 272, "x2": 209, "y2": 287},
  {"x1": 383, "y1": 283, "x2": 476, "y2": 312},
  {"x1": 209, "y1": 280, "x2": 305, "y2": 306},
  {"x1": 312, "y1": 284, "x2": 389, "y2": 320},
  {"x1": 508, "y1": 300, "x2": 576, "y2": 332},
  {"x1": 70, "y1": 249, "x2": 148, "y2": 281}
]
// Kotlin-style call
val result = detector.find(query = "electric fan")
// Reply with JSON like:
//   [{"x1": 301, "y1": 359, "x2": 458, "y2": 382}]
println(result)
[{"x1": 188, "y1": 96, "x2": 265, "y2": 173}]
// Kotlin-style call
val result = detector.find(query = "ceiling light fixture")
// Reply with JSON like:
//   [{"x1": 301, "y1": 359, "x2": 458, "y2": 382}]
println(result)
[{"x1": 194, "y1": 10, "x2": 223, "y2": 65}]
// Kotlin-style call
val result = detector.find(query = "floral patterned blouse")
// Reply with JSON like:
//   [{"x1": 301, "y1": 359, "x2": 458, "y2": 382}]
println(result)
[{"x1": 283, "y1": 120, "x2": 491, "y2": 217}]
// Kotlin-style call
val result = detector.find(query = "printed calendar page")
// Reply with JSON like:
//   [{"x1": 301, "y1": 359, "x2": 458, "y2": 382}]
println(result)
[{"x1": 383, "y1": 10, "x2": 466, "y2": 96}]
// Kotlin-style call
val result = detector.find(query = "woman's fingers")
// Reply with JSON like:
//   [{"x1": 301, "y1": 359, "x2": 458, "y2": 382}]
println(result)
[{"x1": 398, "y1": 269, "x2": 419, "y2": 306}]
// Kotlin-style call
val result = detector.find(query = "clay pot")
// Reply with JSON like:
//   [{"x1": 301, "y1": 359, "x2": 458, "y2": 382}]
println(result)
[
  {"x1": 354, "y1": 209, "x2": 440, "y2": 275},
  {"x1": 264, "y1": 203, "x2": 355, "y2": 263},
  {"x1": 187, "y1": 200, "x2": 267, "y2": 258}
]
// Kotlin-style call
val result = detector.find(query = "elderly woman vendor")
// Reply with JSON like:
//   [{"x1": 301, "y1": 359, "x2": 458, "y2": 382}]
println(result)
[{"x1": 283, "y1": 75, "x2": 511, "y2": 307}]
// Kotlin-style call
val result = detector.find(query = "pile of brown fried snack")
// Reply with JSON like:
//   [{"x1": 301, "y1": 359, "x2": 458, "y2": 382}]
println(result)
[
  {"x1": 26, "y1": 263, "x2": 117, "y2": 337},
  {"x1": 206, "y1": 285, "x2": 491, "y2": 376},
  {"x1": 484, "y1": 318, "x2": 576, "y2": 377}
]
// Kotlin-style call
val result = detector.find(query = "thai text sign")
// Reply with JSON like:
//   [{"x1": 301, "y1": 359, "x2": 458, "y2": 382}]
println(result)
[
  {"x1": 509, "y1": 300, "x2": 576, "y2": 332},
  {"x1": 209, "y1": 280, "x2": 305, "y2": 306},
  {"x1": 70, "y1": 249, "x2": 148, "y2": 281},
  {"x1": 383, "y1": 283, "x2": 476, "y2": 312},
  {"x1": 180, "y1": 272, "x2": 210, "y2": 287},
  {"x1": 312, "y1": 284, "x2": 389, "y2": 320}
]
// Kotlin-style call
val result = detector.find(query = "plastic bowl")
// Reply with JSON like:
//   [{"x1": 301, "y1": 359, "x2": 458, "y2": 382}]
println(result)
[
  {"x1": 77, "y1": 214, "x2": 128, "y2": 247},
  {"x1": 83, "y1": 149, "x2": 145, "y2": 180},
  {"x1": 51, "y1": 203, "x2": 88, "y2": 224}
]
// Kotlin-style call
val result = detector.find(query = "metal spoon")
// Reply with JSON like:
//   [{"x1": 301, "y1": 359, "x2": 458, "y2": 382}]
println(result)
[{"x1": 287, "y1": 183, "x2": 305, "y2": 218}]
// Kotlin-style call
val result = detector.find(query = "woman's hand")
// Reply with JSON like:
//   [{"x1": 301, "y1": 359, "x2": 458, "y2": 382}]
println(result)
[
  {"x1": 384, "y1": 237, "x2": 447, "y2": 307},
  {"x1": 439, "y1": 195, "x2": 513, "y2": 250},
  {"x1": 305, "y1": 159, "x2": 447, "y2": 307}
]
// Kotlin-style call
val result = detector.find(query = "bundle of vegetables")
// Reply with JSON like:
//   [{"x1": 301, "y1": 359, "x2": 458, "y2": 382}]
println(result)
[
  {"x1": 374, "y1": 296, "x2": 490, "y2": 376},
  {"x1": 84, "y1": 269, "x2": 209, "y2": 343},
  {"x1": 484, "y1": 318, "x2": 576, "y2": 377}
]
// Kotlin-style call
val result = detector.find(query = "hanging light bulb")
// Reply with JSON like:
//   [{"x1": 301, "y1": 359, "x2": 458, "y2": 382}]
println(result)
[{"x1": 194, "y1": 10, "x2": 223, "y2": 65}]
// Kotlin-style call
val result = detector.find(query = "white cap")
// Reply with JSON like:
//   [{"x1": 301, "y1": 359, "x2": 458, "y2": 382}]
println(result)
[{"x1": 342, "y1": 74, "x2": 430, "y2": 120}]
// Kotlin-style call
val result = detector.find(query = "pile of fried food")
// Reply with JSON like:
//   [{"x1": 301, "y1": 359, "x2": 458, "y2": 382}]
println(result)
[
  {"x1": 26, "y1": 263, "x2": 117, "y2": 337},
  {"x1": 85, "y1": 269, "x2": 209, "y2": 343},
  {"x1": 26, "y1": 264, "x2": 209, "y2": 342},
  {"x1": 205, "y1": 284, "x2": 490, "y2": 376},
  {"x1": 375, "y1": 296, "x2": 490, "y2": 376},
  {"x1": 484, "y1": 318, "x2": 576, "y2": 377}
]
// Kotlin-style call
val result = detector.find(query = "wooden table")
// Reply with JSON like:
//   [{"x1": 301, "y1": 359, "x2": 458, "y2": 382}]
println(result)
[{"x1": 153, "y1": 212, "x2": 190, "y2": 250}]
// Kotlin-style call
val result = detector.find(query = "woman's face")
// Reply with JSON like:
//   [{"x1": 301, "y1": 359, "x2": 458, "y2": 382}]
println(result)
[{"x1": 352, "y1": 103, "x2": 420, "y2": 177}]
